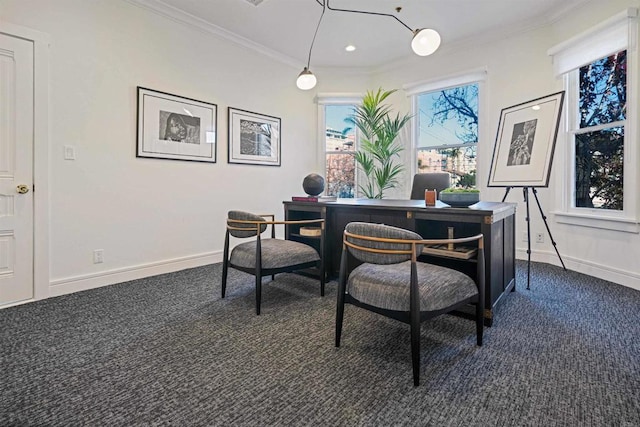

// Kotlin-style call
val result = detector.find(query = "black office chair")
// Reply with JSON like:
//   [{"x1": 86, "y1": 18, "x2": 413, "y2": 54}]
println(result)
[
  {"x1": 222, "y1": 210, "x2": 325, "y2": 315},
  {"x1": 410, "y1": 172, "x2": 451, "y2": 200},
  {"x1": 335, "y1": 222, "x2": 485, "y2": 386}
]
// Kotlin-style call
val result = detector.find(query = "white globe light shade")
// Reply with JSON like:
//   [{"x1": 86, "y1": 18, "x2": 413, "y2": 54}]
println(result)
[
  {"x1": 411, "y1": 28, "x2": 441, "y2": 56},
  {"x1": 296, "y1": 68, "x2": 317, "y2": 90}
]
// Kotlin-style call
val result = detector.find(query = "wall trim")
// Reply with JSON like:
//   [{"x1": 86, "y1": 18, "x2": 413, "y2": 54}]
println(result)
[
  {"x1": 124, "y1": 0, "x2": 300, "y2": 69},
  {"x1": 403, "y1": 67, "x2": 487, "y2": 95},
  {"x1": 516, "y1": 248, "x2": 640, "y2": 291},
  {"x1": 49, "y1": 251, "x2": 223, "y2": 298}
]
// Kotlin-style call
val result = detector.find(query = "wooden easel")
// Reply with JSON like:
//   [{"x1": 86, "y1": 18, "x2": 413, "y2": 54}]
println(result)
[{"x1": 502, "y1": 186, "x2": 566, "y2": 289}]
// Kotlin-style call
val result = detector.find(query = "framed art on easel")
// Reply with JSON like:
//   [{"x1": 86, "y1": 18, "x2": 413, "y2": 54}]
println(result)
[{"x1": 487, "y1": 91, "x2": 564, "y2": 187}]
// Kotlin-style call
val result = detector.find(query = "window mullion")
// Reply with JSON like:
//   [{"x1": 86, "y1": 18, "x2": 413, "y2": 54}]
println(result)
[{"x1": 573, "y1": 120, "x2": 626, "y2": 135}]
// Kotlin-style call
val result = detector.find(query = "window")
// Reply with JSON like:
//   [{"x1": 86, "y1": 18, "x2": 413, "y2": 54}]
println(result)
[
  {"x1": 317, "y1": 96, "x2": 361, "y2": 198},
  {"x1": 324, "y1": 104, "x2": 356, "y2": 198},
  {"x1": 405, "y1": 70, "x2": 486, "y2": 189},
  {"x1": 549, "y1": 9, "x2": 638, "y2": 232},
  {"x1": 574, "y1": 50, "x2": 626, "y2": 210}
]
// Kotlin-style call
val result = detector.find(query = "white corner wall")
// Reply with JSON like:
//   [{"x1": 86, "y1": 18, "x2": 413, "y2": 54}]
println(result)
[
  {"x1": 0, "y1": 0, "x2": 334, "y2": 297},
  {"x1": 2, "y1": 0, "x2": 638, "y2": 300},
  {"x1": 367, "y1": 0, "x2": 640, "y2": 290}
]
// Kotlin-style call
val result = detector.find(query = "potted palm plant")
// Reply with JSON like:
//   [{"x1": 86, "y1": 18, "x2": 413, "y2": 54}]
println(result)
[{"x1": 349, "y1": 88, "x2": 411, "y2": 199}]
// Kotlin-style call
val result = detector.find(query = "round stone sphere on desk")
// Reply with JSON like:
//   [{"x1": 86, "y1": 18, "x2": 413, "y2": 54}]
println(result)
[{"x1": 302, "y1": 173, "x2": 325, "y2": 196}]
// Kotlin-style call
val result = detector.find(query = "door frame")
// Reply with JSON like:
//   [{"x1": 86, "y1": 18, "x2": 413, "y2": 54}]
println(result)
[{"x1": 0, "y1": 21, "x2": 50, "y2": 303}]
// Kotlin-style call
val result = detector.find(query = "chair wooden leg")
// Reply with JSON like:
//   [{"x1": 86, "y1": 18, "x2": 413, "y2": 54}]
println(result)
[
  {"x1": 335, "y1": 291, "x2": 345, "y2": 347},
  {"x1": 221, "y1": 262, "x2": 228, "y2": 298},
  {"x1": 410, "y1": 261, "x2": 420, "y2": 386},
  {"x1": 476, "y1": 301, "x2": 484, "y2": 347},
  {"x1": 335, "y1": 250, "x2": 348, "y2": 347},
  {"x1": 221, "y1": 232, "x2": 230, "y2": 298},
  {"x1": 255, "y1": 237, "x2": 262, "y2": 315},
  {"x1": 256, "y1": 273, "x2": 262, "y2": 315},
  {"x1": 410, "y1": 317, "x2": 420, "y2": 386}
]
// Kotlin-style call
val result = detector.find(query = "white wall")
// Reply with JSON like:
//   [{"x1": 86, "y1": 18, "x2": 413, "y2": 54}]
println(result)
[
  {"x1": 1, "y1": 0, "x2": 329, "y2": 296},
  {"x1": 1, "y1": 0, "x2": 638, "y2": 299},
  {"x1": 366, "y1": 0, "x2": 640, "y2": 289}
]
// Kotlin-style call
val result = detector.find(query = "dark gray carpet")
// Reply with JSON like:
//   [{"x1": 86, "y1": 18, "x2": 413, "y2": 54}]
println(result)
[{"x1": 1, "y1": 261, "x2": 639, "y2": 426}]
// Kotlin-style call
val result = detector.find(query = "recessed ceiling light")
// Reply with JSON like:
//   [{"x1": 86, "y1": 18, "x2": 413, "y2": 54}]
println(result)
[
  {"x1": 345, "y1": 45, "x2": 356, "y2": 52},
  {"x1": 532, "y1": 105, "x2": 541, "y2": 111}
]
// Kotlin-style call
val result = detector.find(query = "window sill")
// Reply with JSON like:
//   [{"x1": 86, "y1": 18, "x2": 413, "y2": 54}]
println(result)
[{"x1": 553, "y1": 211, "x2": 640, "y2": 233}]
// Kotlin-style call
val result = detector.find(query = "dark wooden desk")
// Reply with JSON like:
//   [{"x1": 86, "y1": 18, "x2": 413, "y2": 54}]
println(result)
[{"x1": 284, "y1": 199, "x2": 516, "y2": 326}]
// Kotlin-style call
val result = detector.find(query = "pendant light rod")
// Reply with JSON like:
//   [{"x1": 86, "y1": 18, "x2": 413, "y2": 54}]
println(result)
[
  {"x1": 298, "y1": 0, "x2": 440, "y2": 90},
  {"x1": 306, "y1": 1, "x2": 326, "y2": 68},
  {"x1": 296, "y1": 1, "x2": 325, "y2": 90},
  {"x1": 323, "y1": 0, "x2": 413, "y2": 33}
]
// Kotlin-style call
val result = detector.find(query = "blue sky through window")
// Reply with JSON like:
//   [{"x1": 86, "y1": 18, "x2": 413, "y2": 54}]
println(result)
[
  {"x1": 417, "y1": 84, "x2": 478, "y2": 148},
  {"x1": 325, "y1": 105, "x2": 355, "y2": 135}
]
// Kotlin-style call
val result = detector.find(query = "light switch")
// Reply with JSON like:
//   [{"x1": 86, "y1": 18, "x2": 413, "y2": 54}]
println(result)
[{"x1": 64, "y1": 145, "x2": 76, "y2": 160}]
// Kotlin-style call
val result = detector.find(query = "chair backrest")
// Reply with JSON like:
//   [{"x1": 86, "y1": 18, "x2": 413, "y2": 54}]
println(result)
[
  {"x1": 344, "y1": 222, "x2": 423, "y2": 265},
  {"x1": 410, "y1": 173, "x2": 451, "y2": 200},
  {"x1": 227, "y1": 211, "x2": 267, "y2": 238}
]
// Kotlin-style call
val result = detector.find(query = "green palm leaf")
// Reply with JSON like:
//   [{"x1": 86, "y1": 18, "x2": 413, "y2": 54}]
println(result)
[{"x1": 350, "y1": 88, "x2": 411, "y2": 199}]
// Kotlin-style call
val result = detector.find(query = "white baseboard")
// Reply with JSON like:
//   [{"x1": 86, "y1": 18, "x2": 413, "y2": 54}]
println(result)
[
  {"x1": 43, "y1": 248, "x2": 640, "y2": 300},
  {"x1": 49, "y1": 251, "x2": 224, "y2": 298},
  {"x1": 516, "y1": 248, "x2": 640, "y2": 291}
]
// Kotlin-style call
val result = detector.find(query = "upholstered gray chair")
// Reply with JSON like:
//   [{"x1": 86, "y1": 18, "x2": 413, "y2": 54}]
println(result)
[
  {"x1": 410, "y1": 172, "x2": 451, "y2": 200},
  {"x1": 335, "y1": 222, "x2": 485, "y2": 386},
  {"x1": 222, "y1": 211, "x2": 325, "y2": 315}
]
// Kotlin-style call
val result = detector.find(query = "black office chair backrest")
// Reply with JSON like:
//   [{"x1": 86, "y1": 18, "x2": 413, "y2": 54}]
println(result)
[
  {"x1": 344, "y1": 222, "x2": 423, "y2": 265},
  {"x1": 227, "y1": 211, "x2": 267, "y2": 238},
  {"x1": 410, "y1": 173, "x2": 451, "y2": 200}
]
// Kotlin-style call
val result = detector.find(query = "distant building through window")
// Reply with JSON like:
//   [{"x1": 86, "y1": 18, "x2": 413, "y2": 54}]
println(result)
[
  {"x1": 415, "y1": 82, "x2": 479, "y2": 188},
  {"x1": 324, "y1": 104, "x2": 356, "y2": 198}
]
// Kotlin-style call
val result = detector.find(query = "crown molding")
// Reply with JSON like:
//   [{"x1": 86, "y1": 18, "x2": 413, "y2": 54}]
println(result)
[
  {"x1": 124, "y1": 0, "x2": 301, "y2": 69},
  {"x1": 545, "y1": 0, "x2": 591, "y2": 23},
  {"x1": 125, "y1": 0, "x2": 592, "y2": 77}
]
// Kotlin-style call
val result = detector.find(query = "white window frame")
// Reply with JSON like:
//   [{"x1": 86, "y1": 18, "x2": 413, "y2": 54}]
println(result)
[
  {"x1": 403, "y1": 68, "x2": 487, "y2": 180},
  {"x1": 548, "y1": 8, "x2": 639, "y2": 233},
  {"x1": 316, "y1": 93, "x2": 362, "y2": 197}
]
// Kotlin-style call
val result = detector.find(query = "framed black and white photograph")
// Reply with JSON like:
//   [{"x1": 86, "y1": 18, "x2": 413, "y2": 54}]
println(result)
[
  {"x1": 488, "y1": 91, "x2": 564, "y2": 187},
  {"x1": 228, "y1": 107, "x2": 281, "y2": 166},
  {"x1": 136, "y1": 87, "x2": 217, "y2": 163}
]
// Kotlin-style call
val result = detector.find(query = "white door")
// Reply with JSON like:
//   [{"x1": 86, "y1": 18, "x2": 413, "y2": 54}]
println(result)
[{"x1": 0, "y1": 33, "x2": 34, "y2": 305}]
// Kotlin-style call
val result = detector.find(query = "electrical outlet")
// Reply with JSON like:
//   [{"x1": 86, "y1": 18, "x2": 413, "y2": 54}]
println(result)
[
  {"x1": 93, "y1": 249, "x2": 104, "y2": 264},
  {"x1": 535, "y1": 233, "x2": 544, "y2": 243},
  {"x1": 522, "y1": 231, "x2": 528, "y2": 242}
]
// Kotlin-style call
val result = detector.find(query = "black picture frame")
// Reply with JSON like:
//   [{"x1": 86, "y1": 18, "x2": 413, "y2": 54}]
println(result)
[
  {"x1": 136, "y1": 87, "x2": 217, "y2": 163},
  {"x1": 228, "y1": 107, "x2": 281, "y2": 166}
]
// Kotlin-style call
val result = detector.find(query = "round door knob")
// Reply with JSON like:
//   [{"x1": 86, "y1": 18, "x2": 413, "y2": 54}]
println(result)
[{"x1": 16, "y1": 184, "x2": 30, "y2": 194}]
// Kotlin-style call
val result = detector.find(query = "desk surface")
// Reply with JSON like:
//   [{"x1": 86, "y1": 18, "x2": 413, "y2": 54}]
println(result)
[{"x1": 285, "y1": 198, "x2": 515, "y2": 215}]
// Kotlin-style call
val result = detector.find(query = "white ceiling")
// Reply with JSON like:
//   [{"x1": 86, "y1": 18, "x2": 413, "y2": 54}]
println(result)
[{"x1": 135, "y1": 0, "x2": 588, "y2": 69}]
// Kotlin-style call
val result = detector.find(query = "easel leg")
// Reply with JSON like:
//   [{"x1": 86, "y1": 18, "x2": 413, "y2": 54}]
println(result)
[
  {"x1": 531, "y1": 188, "x2": 567, "y2": 271},
  {"x1": 501, "y1": 187, "x2": 512, "y2": 203},
  {"x1": 523, "y1": 187, "x2": 531, "y2": 290}
]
